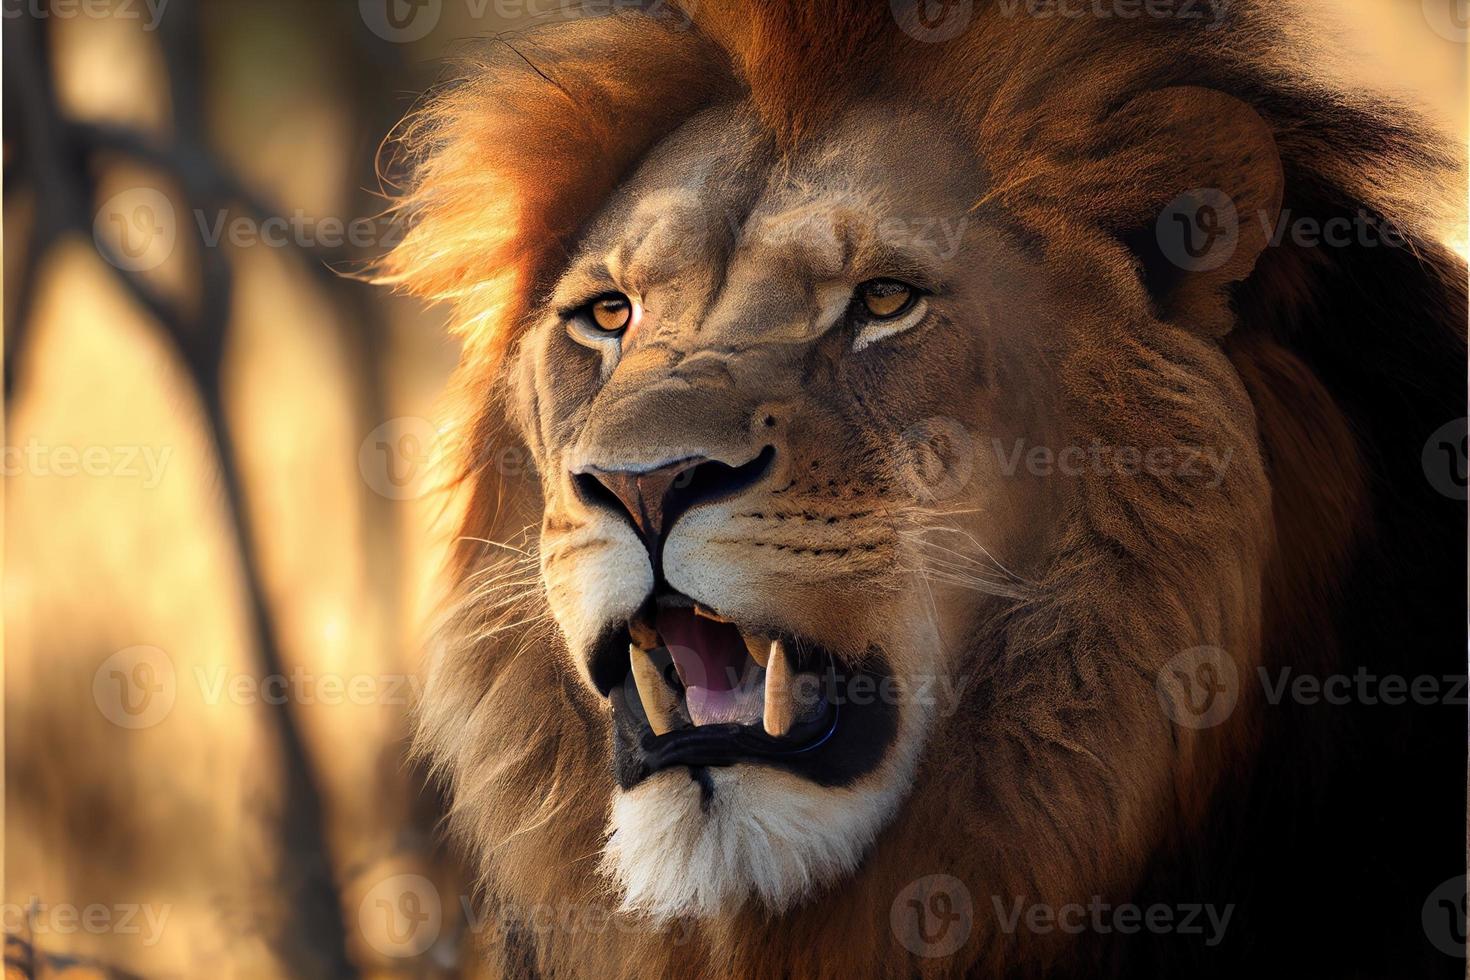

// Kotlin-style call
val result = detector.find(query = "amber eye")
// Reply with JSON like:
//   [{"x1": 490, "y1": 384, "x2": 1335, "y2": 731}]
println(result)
[
  {"x1": 588, "y1": 293, "x2": 633, "y2": 332},
  {"x1": 857, "y1": 279, "x2": 918, "y2": 319}
]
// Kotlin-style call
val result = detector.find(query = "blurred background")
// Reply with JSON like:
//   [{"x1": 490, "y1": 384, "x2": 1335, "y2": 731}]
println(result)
[{"x1": 2, "y1": 0, "x2": 1465, "y2": 976}]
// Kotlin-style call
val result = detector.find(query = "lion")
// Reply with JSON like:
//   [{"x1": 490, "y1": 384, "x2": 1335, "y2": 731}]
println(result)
[{"x1": 374, "y1": 2, "x2": 1467, "y2": 976}]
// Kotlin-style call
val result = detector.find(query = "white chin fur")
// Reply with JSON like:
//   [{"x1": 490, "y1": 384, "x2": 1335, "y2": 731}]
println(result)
[{"x1": 601, "y1": 754, "x2": 918, "y2": 922}]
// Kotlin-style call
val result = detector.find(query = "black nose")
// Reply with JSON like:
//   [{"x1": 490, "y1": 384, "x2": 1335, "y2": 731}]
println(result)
[{"x1": 575, "y1": 446, "x2": 775, "y2": 551}]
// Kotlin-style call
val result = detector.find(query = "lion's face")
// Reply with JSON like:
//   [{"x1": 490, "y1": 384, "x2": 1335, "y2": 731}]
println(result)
[{"x1": 507, "y1": 102, "x2": 1066, "y2": 918}]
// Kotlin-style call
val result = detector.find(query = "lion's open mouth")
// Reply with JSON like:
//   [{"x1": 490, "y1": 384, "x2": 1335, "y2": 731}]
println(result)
[
  {"x1": 600, "y1": 591, "x2": 898, "y2": 790},
  {"x1": 632, "y1": 594, "x2": 832, "y2": 735}
]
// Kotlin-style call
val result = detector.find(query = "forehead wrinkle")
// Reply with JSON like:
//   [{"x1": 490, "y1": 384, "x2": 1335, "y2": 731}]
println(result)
[
  {"x1": 705, "y1": 185, "x2": 862, "y2": 344},
  {"x1": 620, "y1": 203, "x2": 720, "y2": 296},
  {"x1": 739, "y1": 186, "x2": 960, "y2": 291},
  {"x1": 611, "y1": 164, "x2": 766, "y2": 302},
  {"x1": 551, "y1": 189, "x2": 729, "y2": 314},
  {"x1": 697, "y1": 256, "x2": 843, "y2": 347},
  {"x1": 553, "y1": 105, "x2": 771, "y2": 313},
  {"x1": 831, "y1": 194, "x2": 958, "y2": 288},
  {"x1": 739, "y1": 198, "x2": 852, "y2": 283}
]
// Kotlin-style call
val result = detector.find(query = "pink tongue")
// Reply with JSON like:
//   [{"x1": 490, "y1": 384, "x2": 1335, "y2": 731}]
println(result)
[{"x1": 656, "y1": 606, "x2": 747, "y2": 692}]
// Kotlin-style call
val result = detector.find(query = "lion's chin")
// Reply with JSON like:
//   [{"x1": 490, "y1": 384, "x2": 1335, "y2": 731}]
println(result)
[{"x1": 600, "y1": 756, "x2": 920, "y2": 922}]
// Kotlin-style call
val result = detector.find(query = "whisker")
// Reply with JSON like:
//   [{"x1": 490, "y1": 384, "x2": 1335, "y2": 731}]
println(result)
[
  {"x1": 910, "y1": 534, "x2": 1032, "y2": 584},
  {"x1": 928, "y1": 532, "x2": 1032, "y2": 585},
  {"x1": 917, "y1": 569, "x2": 1032, "y2": 601}
]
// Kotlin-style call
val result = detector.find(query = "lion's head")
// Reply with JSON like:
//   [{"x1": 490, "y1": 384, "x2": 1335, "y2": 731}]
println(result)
[{"x1": 380, "y1": 3, "x2": 1465, "y2": 976}]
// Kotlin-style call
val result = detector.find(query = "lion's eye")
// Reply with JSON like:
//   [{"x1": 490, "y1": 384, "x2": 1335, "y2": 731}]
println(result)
[
  {"x1": 587, "y1": 293, "x2": 634, "y2": 333},
  {"x1": 848, "y1": 278, "x2": 930, "y2": 352},
  {"x1": 856, "y1": 279, "x2": 918, "y2": 320}
]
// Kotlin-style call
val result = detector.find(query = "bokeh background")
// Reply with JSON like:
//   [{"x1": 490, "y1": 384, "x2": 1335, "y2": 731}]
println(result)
[{"x1": 3, "y1": 0, "x2": 1465, "y2": 976}]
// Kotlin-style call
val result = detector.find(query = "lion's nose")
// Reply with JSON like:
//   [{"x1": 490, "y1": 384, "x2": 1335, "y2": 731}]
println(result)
[
  {"x1": 582, "y1": 457, "x2": 704, "y2": 542},
  {"x1": 574, "y1": 447, "x2": 775, "y2": 551}
]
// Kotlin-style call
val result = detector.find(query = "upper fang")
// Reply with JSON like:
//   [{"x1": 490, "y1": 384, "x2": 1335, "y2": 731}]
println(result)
[{"x1": 630, "y1": 643, "x2": 677, "y2": 736}]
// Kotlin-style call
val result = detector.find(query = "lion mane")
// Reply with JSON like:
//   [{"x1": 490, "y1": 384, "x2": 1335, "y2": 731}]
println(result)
[{"x1": 376, "y1": 2, "x2": 1466, "y2": 976}]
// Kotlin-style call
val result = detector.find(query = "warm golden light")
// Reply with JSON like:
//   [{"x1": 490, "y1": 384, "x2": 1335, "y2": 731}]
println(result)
[{"x1": 5, "y1": 2, "x2": 1464, "y2": 976}]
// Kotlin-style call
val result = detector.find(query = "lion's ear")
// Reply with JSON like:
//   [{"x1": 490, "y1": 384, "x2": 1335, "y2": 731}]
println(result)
[{"x1": 1095, "y1": 87, "x2": 1284, "y2": 336}]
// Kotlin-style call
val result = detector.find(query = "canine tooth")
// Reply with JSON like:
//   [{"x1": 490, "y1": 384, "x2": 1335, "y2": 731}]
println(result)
[
  {"x1": 630, "y1": 644, "x2": 676, "y2": 736},
  {"x1": 762, "y1": 639, "x2": 795, "y2": 737},
  {"x1": 744, "y1": 633, "x2": 770, "y2": 667}
]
